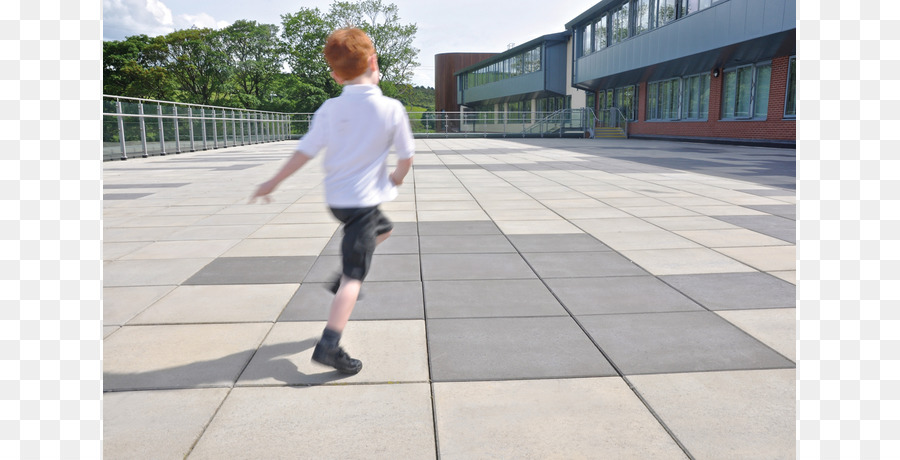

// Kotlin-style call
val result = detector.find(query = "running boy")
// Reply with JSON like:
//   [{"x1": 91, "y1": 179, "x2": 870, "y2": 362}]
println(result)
[{"x1": 250, "y1": 28, "x2": 415, "y2": 374}]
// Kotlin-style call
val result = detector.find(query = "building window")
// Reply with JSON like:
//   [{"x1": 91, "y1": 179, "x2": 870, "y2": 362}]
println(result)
[
  {"x1": 611, "y1": 2, "x2": 630, "y2": 44},
  {"x1": 647, "y1": 78, "x2": 680, "y2": 120},
  {"x1": 582, "y1": 25, "x2": 592, "y2": 56},
  {"x1": 656, "y1": 0, "x2": 677, "y2": 26},
  {"x1": 721, "y1": 62, "x2": 772, "y2": 120},
  {"x1": 785, "y1": 56, "x2": 796, "y2": 118},
  {"x1": 594, "y1": 15, "x2": 607, "y2": 51},
  {"x1": 614, "y1": 85, "x2": 638, "y2": 121},
  {"x1": 634, "y1": 0, "x2": 651, "y2": 35},
  {"x1": 683, "y1": 73, "x2": 710, "y2": 120}
]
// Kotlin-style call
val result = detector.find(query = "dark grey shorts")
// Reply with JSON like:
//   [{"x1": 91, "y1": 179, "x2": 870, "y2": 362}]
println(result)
[{"x1": 329, "y1": 206, "x2": 394, "y2": 281}]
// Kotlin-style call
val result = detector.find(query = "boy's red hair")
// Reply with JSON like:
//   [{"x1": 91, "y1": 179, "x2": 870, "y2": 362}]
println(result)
[{"x1": 324, "y1": 28, "x2": 375, "y2": 81}]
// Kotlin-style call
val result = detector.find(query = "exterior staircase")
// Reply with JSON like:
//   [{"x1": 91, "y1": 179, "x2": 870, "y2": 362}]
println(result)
[{"x1": 594, "y1": 126, "x2": 627, "y2": 139}]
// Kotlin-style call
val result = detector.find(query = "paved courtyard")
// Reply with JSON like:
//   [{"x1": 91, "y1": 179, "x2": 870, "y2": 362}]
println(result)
[{"x1": 103, "y1": 138, "x2": 796, "y2": 459}]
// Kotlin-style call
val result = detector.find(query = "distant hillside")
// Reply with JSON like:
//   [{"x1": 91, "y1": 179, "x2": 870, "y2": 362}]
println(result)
[{"x1": 397, "y1": 85, "x2": 435, "y2": 112}]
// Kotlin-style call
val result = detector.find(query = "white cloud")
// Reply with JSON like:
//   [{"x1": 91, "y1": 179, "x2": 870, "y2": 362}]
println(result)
[
  {"x1": 174, "y1": 13, "x2": 231, "y2": 31},
  {"x1": 103, "y1": 0, "x2": 175, "y2": 40}
]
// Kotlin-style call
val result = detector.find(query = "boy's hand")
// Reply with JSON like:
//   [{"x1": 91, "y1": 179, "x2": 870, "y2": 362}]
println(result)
[
  {"x1": 389, "y1": 172, "x2": 403, "y2": 186},
  {"x1": 249, "y1": 180, "x2": 276, "y2": 204}
]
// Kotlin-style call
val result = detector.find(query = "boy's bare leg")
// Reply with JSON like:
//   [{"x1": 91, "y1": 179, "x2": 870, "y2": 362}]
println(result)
[{"x1": 325, "y1": 230, "x2": 391, "y2": 332}]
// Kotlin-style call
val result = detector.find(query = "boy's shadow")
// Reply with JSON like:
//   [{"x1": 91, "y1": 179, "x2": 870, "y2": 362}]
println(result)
[{"x1": 104, "y1": 338, "x2": 354, "y2": 392}]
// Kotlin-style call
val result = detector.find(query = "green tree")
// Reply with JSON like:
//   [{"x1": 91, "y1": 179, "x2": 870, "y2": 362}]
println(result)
[
  {"x1": 163, "y1": 28, "x2": 230, "y2": 105},
  {"x1": 280, "y1": 7, "x2": 340, "y2": 98},
  {"x1": 103, "y1": 34, "x2": 173, "y2": 99},
  {"x1": 220, "y1": 20, "x2": 283, "y2": 109},
  {"x1": 325, "y1": 0, "x2": 420, "y2": 85}
]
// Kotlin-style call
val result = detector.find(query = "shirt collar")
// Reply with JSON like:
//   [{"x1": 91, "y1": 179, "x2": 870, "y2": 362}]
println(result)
[{"x1": 341, "y1": 84, "x2": 382, "y2": 96}]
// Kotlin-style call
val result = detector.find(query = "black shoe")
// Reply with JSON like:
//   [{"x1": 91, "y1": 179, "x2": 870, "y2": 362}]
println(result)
[{"x1": 311, "y1": 342, "x2": 362, "y2": 375}]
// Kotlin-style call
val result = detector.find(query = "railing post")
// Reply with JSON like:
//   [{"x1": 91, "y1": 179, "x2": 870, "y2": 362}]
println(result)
[
  {"x1": 115, "y1": 99, "x2": 127, "y2": 160},
  {"x1": 138, "y1": 101, "x2": 148, "y2": 157},
  {"x1": 188, "y1": 107, "x2": 196, "y2": 152},
  {"x1": 201, "y1": 108, "x2": 208, "y2": 150},
  {"x1": 212, "y1": 108, "x2": 218, "y2": 149},
  {"x1": 231, "y1": 110, "x2": 237, "y2": 146},
  {"x1": 157, "y1": 103, "x2": 166, "y2": 155},
  {"x1": 222, "y1": 109, "x2": 228, "y2": 148},
  {"x1": 173, "y1": 105, "x2": 181, "y2": 153},
  {"x1": 239, "y1": 111, "x2": 245, "y2": 145}
]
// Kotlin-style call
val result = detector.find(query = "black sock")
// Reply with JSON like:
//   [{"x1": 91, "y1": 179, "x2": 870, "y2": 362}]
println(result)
[{"x1": 320, "y1": 328, "x2": 341, "y2": 349}]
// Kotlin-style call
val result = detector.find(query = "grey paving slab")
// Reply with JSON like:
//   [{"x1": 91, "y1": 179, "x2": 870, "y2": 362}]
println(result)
[
  {"x1": 104, "y1": 388, "x2": 230, "y2": 460},
  {"x1": 522, "y1": 251, "x2": 648, "y2": 278},
  {"x1": 506, "y1": 233, "x2": 611, "y2": 252},
  {"x1": 182, "y1": 256, "x2": 316, "y2": 285},
  {"x1": 280, "y1": 281, "x2": 424, "y2": 321},
  {"x1": 433, "y1": 378, "x2": 686, "y2": 459},
  {"x1": 188, "y1": 385, "x2": 436, "y2": 459},
  {"x1": 424, "y1": 279, "x2": 567, "y2": 318},
  {"x1": 237, "y1": 320, "x2": 428, "y2": 385},
  {"x1": 545, "y1": 276, "x2": 703, "y2": 315},
  {"x1": 630, "y1": 369, "x2": 795, "y2": 460},
  {"x1": 103, "y1": 323, "x2": 271, "y2": 391},
  {"x1": 419, "y1": 234, "x2": 515, "y2": 253},
  {"x1": 578, "y1": 311, "x2": 795, "y2": 375},
  {"x1": 660, "y1": 272, "x2": 796, "y2": 310},
  {"x1": 427, "y1": 316, "x2": 616, "y2": 381},
  {"x1": 421, "y1": 253, "x2": 537, "y2": 280},
  {"x1": 713, "y1": 214, "x2": 796, "y2": 243},
  {"x1": 304, "y1": 254, "x2": 421, "y2": 282},
  {"x1": 417, "y1": 220, "x2": 501, "y2": 235}
]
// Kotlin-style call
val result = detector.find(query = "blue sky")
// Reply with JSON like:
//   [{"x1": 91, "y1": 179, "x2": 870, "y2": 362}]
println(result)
[{"x1": 102, "y1": 0, "x2": 594, "y2": 87}]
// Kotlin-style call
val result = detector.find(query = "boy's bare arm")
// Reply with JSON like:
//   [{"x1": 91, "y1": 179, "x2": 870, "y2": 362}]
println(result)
[
  {"x1": 389, "y1": 157, "x2": 413, "y2": 186},
  {"x1": 250, "y1": 150, "x2": 312, "y2": 203}
]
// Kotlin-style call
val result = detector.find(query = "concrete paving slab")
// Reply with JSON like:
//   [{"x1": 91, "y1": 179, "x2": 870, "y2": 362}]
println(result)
[
  {"x1": 183, "y1": 256, "x2": 316, "y2": 285},
  {"x1": 129, "y1": 283, "x2": 299, "y2": 324},
  {"x1": 188, "y1": 384, "x2": 436, "y2": 459},
  {"x1": 427, "y1": 316, "x2": 616, "y2": 381},
  {"x1": 522, "y1": 251, "x2": 648, "y2": 278},
  {"x1": 433, "y1": 378, "x2": 687, "y2": 459},
  {"x1": 280, "y1": 281, "x2": 424, "y2": 321},
  {"x1": 248, "y1": 222, "x2": 339, "y2": 239},
  {"x1": 675, "y1": 228, "x2": 791, "y2": 248},
  {"x1": 546, "y1": 276, "x2": 703, "y2": 315},
  {"x1": 506, "y1": 233, "x2": 611, "y2": 252},
  {"x1": 161, "y1": 224, "x2": 261, "y2": 241},
  {"x1": 423, "y1": 279, "x2": 567, "y2": 318},
  {"x1": 220, "y1": 237, "x2": 330, "y2": 257},
  {"x1": 103, "y1": 241, "x2": 151, "y2": 260},
  {"x1": 712, "y1": 214, "x2": 796, "y2": 243},
  {"x1": 419, "y1": 234, "x2": 515, "y2": 254},
  {"x1": 104, "y1": 388, "x2": 230, "y2": 460},
  {"x1": 644, "y1": 215, "x2": 741, "y2": 231},
  {"x1": 421, "y1": 253, "x2": 537, "y2": 280},
  {"x1": 103, "y1": 285, "x2": 176, "y2": 326},
  {"x1": 104, "y1": 258, "x2": 214, "y2": 287},
  {"x1": 586, "y1": 229, "x2": 702, "y2": 251},
  {"x1": 417, "y1": 220, "x2": 501, "y2": 235},
  {"x1": 103, "y1": 323, "x2": 271, "y2": 391},
  {"x1": 716, "y1": 308, "x2": 796, "y2": 362},
  {"x1": 629, "y1": 369, "x2": 795, "y2": 460},
  {"x1": 118, "y1": 239, "x2": 240, "y2": 260},
  {"x1": 304, "y1": 254, "x2": 421, "y2": 282},
  {"x1": 620, "y1": 247, "x2": 756, "y2": 275},
  {"x1": 494, "y1": 219, "x2": 584, "y2": 234},
  {"x1": 578, "y1": 311, "x2": 795, "y2": 375},
  {"x1": 660, "y1": 272, "x2": 796, "y2": 310},
  {"x1": 238, "y1": 320, "x2": 428, "y2": 385},
  {"x1": 716, "y1": 245, "x2": 797, "y2": 272}
]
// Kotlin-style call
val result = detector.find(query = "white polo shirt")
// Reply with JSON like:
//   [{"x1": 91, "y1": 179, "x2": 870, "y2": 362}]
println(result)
[{"x1": 296, "y1": 84, "x2": 415, "y2": 208}]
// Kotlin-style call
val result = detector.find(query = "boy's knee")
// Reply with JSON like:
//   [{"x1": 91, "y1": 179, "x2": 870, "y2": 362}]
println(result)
[{"x1": 376, "y1": 229, "x2": 392, "y2": 244}]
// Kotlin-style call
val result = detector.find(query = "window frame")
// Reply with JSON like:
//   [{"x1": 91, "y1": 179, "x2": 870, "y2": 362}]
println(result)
[
  {"x1": 784, "y1": 56, "x2": 796, "y2": 119},
  {"x1": 720, "y1": 61, "x2": 773, "y2": 121}
]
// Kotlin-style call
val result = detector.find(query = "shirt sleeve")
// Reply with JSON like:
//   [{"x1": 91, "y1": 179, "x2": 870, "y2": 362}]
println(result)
[
  {"x1": 392, "y1": 103, "x2": 415, "y2": 160},
  {"x1": 295, "y1": 104, "x2": 328, "y2": 157}
]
